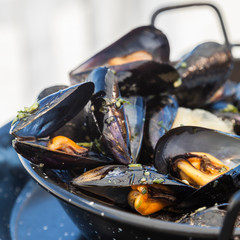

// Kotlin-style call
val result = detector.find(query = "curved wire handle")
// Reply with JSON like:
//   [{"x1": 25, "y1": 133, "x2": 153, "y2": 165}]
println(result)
[
  {"x1": 150, "y1": 2, "x2": 230, "y2": 48},
  {"x1": 219, "y1": 190, "x2": 240, "y2": 240}
]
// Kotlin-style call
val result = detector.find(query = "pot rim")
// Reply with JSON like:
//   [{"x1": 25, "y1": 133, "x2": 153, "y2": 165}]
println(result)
[{"x1": 19, "y1": 155, "x2": 240, "y2": 238}]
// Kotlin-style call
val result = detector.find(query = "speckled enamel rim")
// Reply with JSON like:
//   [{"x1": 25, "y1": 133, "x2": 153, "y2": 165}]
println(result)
[{"x1": 19, "y1": 155, "x2": 240, "y2": 239}]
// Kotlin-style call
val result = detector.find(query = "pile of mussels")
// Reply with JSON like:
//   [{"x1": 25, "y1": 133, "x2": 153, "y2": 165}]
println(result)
[{"x1": 9, "y1": 25, "x2": 240, "y2": 226}]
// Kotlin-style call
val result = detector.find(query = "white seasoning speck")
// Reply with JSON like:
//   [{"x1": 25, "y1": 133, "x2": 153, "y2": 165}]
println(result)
[
  {"x1": 26, "y1": 192, "x2": 31, "y2": 198},
  {"x1": 43, "y1": 226, "x2": 48, "y2": 231}
]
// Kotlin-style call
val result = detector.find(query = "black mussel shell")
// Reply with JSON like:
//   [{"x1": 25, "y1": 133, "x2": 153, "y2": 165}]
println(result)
[
  {"x1": 174, "y1": 42, "x2": 233, "y2": 108},
  {"x1": 37, "y1": 85, "x2": 68, "y2": 101},
  {"x1": 72, "y1": 165, "x2": 195, "y2": 206},
  {"x1": 36, "y1": 85, "x2": 91, "y2": 142},
  {"x1": 13, "y1": 139, "x2": 114, "y2": 169},
  {"x1": 124, "y1": 96, "x2": 146, "y2": 163},
  {"x1": 177, "y1": 165, "x2": 240, "y2": 211},
  {"x1": 70, "y1": 25, "x2": 170, "y2": 83},
  {"x1": 146, "y1": 94, "x2": 178, "y2": 151},
  {"x1": 154, "y1": 126, "x2": 240, "y2": 210},
  {"x1": 72, "y1": 60, "x2": 180, "y2": 97},
  {"x1": 139, "y1": 94, "x2": 178, "y2": 164},
  {"x1": 87, "y1": 67, "x2": 132, "y2": 165},
  {"x1": 113, "y1": 60, "x2": 179, "y2": 97},
  {"x1": 10, "y1": 82, "x2": 94, "y2": 139}
]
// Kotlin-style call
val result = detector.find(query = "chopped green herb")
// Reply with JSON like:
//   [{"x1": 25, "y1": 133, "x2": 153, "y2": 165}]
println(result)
[
  {"x1": 12, "y1": 101, "x2": 39, "y2": 125},
  {"x1": 181, "y1": 62, "x2": 187, "y2": 68},
  {"x1": 135, "y1": 199, "x2": 142, "y2": 209},
  {"x1": 105, "y1": 116, "x2": 116, "y2": 125},
  {"x1": 128, "y1": 164, "x2": 143, "y2": 168},
  {"x1": 111, "y1": 69, "x2": 117, "y2": 75},
  {"x1": 90, "y1": 105, "x2": 95, "y2": 111},
  {"x1": 23, "y1": 101, "x2": 39, "y2": 113},
  {"x1": 220, "y1": 104, "x2": 239, "y2": 113},
  {"x1": 99, "y1": 106, "x2": 108, "y2": 114},
  {"x1": 144, "y1": 171, "x2": 150, "y2": 176},
  {"x1": 153, "y1": 178, "x2": 164, "y2": 184},
  {"x1": 141, "y1": 187, "x2": 148, "y2": 195},
  {"x1": 115, "y1": 97, "x2": 131, "y2": 109},
  {"x1": 131, "y1": 132, "x2": 139, "y2": 141},
  {"x1": 140, "y1": 177, "x2": 147, "y2": 183},
  {"x1": 94, "y1": 139, "x2": 106, "y2": 155},
  {"x1": 157, "y1": 120, "x2": 169, "y2": 132},
  {"x1": 194, "y1": 206, "x2": 207, "y2": 213},
  {"x1": 76, "y1": 142, "x2": 93, "y2": 148},
  {"x1": 174, "y1": 78, "x2": 182, "y2": 88},
  {"x1": 219, "y1": 166, "x2": 227, "y2": 173}
]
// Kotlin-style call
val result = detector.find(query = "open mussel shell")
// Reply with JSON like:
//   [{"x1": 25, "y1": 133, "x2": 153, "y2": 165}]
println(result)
[
  {"x1": 10, "y1": 82, "x2": 94, "y2": 139},
  {"x1": 70, "y1": 25, "x2": 170, "y2": 83},
  {"x1": 13, "y1": 139, "x2": 114, "y2": 169},
  {"x1": 72, "y1": 165, "x2": 195, "y2": 207},
  {"x1": 154, "y1": 126, "x2": 240, "y2": 210},
  {"x1": 174, "y1": 42, "x2": 233, "y2": 108},
  {"x1": 87, "y1": 67, "x2": 132, "y2": 165}
]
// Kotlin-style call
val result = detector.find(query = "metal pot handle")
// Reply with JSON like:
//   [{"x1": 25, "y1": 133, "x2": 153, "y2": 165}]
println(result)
[
  {"x1": 219, "y1": 190, "x2": 240, "y2": 240},
  {"x1": 150, "y1": 3, "x2": 230, "y2": 47}
]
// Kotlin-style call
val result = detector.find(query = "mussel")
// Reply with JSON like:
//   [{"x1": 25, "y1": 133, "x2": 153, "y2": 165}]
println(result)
[
  {"x1": 70, "y1": 26, "x2": 179, "y2": 98},
  {"x1": 145, "y1": 94, "x2": 178, "y2": 151},
  {"x1": 173, "y1": 42, "x2": 233, "y2": 108},
  {"x1": 11, "y1": 82, "x2": 115, "y2": 169},
  {"x1": 154, "y1": 126, "x2": 240, "y2": 210},
  {"x1": 86, "y1": 67, "x2": 132, "y2": 164},
  {"x1": 139, "y1": 94, "x2": 178, "y2": 164},
  {"x1": 70, "y1": 26, "x2": 170, "y2": 82},
  {"x1": 72, "y1": 164, "x2": 195, "y2": 215}
]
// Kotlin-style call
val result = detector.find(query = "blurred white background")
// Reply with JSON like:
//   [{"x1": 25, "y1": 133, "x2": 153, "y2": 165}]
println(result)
[{"x1": 0, "y1": 0, "x2": 240, "y2": 126}]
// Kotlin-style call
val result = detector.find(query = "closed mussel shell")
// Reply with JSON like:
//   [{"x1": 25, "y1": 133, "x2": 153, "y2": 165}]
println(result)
[
  {"x1": 72, "y1": 164, "x2": 195, "y2": 207},
  {"x1": 174, "y1": 42, "x2": 233, "y2": 108}
]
